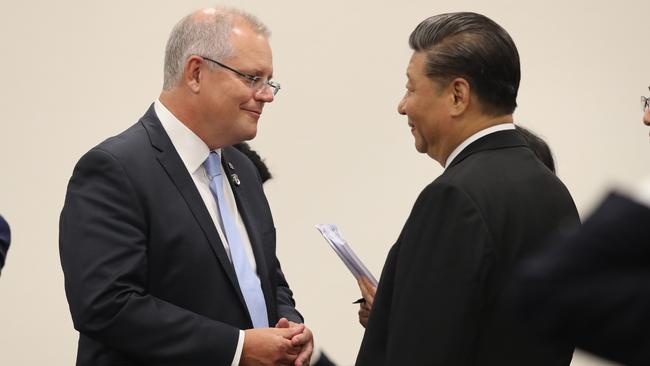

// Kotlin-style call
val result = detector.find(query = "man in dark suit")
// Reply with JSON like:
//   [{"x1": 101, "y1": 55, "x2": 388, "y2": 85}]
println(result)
[
  {"x1": 355, "y1": 12, "x2": 580, "y2": 366},
  {"x1": 510, "y1": 88, "x2": 650, "y2": 366},
  {"x1": 60, "y1": 6, "x2": 312, "y2": 366},
  {"x1": 0, "y1": 214, "x2": 9, "y2": 275}
]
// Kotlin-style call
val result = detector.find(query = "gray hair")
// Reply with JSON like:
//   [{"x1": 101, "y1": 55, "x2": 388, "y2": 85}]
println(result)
[{"x1": 162, "y1": 6, "x2": 270, "y2": 90}]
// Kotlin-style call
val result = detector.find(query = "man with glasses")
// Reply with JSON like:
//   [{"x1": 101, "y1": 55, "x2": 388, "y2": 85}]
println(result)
[
  {"x1": 511, "y1": 86, "x2": 650, "y2": 366},
  {"x1": 60, "y1": 6, "x2": 312, "y2": 366}
]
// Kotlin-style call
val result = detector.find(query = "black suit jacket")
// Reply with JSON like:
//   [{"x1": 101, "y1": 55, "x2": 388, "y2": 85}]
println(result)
[
  {"x1": 356, "y1": 130, "x2": 580, "y2": 366},
  {"x1": 512, "y1": 192, "x2": 650, "y2": 366},
  {"x1": 59, "y1": 105, "x2": 302, "y2": 366},
  {"x1": 0, "y1": 214, "x2": 9, "y2": 270}
]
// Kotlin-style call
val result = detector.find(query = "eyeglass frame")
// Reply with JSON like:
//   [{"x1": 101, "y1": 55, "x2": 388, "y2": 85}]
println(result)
[
  {"x1": 642, "y1": 87, "x2": 650, "y2": 111},
  {"x1": 198, "y1": 55, "x2": 281, "y2": 96}
]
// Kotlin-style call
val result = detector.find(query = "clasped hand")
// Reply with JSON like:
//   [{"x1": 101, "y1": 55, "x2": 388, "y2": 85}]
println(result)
[{"x1": 241, "y1": 318, "x2": 313, "y2": 366}]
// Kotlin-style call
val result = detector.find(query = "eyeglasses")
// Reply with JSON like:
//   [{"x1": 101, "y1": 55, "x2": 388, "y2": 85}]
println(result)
[
  {"x1": 199, "y1": 56, "x2": 281, "y2": 96},
  {"x1": 643, "y1": 87, "x2": 650, "y2": 111}
]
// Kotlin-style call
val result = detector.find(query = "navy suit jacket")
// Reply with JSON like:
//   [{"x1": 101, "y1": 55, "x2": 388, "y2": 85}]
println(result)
[
  {"x1": 513, "y1": 192, "x2": 650, "y2": 366},
  {"x1": 59, "y1": 105, "x2": 302, "y2": 366},
  {"x1": 0, "y1": 215, "x2": 9, "y2": 270},
  {"x1": 356, "y1": 130, "x2": 580, "y2": 366}
]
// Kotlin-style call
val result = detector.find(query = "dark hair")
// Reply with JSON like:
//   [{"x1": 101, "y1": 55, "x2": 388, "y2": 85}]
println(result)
[
  {"x1": 516, "y1": 125, "x2": 555, "y2": 173},
  {"x1": 233, "y1": 142, "x2": 272, "y2": 183},
  {"x1": 409, "y1": 12, "x2": 520, "y2": 116}
]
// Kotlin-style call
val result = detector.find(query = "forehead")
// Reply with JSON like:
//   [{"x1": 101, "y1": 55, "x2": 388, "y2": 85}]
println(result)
[
  {"x1": 406, "y1": 52, "x2": 427, "y2": 81},
  {"x1": 227, "y1": 22, "x2": 273, "y2": 73}
]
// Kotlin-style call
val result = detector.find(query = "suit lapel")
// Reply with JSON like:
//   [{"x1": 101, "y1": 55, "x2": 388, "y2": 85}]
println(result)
[
  {"x1": 222, "y1": 148, "x2": 275, "y2": 319},
  {"x1": 139, "y1": 105, "x2": 247, "y2": 308}
]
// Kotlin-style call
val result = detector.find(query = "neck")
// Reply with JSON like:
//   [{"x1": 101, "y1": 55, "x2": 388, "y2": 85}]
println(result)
[
  {"x1": 434, "y1": 112, "x2": 514, "y2": 166},
  {"x1": 159, "y1": 90, "x2": 223, "y2": 150}
]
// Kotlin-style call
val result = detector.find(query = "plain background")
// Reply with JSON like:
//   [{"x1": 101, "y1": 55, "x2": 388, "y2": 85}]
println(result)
[{"x1": 1, "y1": 0, "x2": 648, "y2": 364}]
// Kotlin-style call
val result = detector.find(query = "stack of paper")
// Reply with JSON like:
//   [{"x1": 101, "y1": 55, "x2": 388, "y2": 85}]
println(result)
[{"x1": 315, "y1": 224, "x2": 378, "y2": 287}]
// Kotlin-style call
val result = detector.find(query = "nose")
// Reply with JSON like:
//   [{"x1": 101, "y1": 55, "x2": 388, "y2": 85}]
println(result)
[
  {"x1": 397, "y1": 93, "x2": 407, "y2": 115},
  {"x1": 254, "y1": 85, "x2": 275, "y2": 103},
  {"x1": 644, "y1": 109, "x2": 650, "y2": 126}
]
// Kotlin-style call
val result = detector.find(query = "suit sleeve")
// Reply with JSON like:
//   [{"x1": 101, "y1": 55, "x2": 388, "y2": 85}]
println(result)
[
  {"x1": 275, "y1": 260, "x2": 303, "y2": 323},
  {"x1": 59, "y1": 148, "x2": 239, "y2": 366},
  {"x1": 385, "y1": 183, "x2": 493, "y2": 365},
  {"x1": 512, "y1": 193, "x2": 650, "y2": 366}
]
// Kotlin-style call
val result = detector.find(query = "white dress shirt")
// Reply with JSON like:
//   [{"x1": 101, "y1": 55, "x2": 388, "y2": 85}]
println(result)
[
  {"x1": 155, "y1": 99, "x2": 254, "y2": 366},
  {"x1": 445, "y1": 123, "x2": 516, "y2": 168}
]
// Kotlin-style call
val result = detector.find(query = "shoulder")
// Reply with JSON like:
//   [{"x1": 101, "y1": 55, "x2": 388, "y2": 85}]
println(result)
[{"x1": 407, "y1": 181, "x2": 486, "y2": 230}]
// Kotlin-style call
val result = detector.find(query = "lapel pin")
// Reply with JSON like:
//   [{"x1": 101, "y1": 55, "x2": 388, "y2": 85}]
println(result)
[
  {"x1": 228, "y1": 162, "x2": 235, "y2": 170},
  {"x1": 231, "y1": 173, "x2": 241, "y2": 186}
]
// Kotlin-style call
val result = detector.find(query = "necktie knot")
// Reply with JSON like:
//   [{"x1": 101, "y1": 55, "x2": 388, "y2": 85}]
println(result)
[{"x1": 204, "y1": 151, "x2": 222, "y2": 180}]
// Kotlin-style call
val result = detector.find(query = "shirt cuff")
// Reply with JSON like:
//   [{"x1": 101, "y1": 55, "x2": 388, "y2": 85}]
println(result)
[{"x1": 230, "y1": 330, "x2": 245, "y2": 366}]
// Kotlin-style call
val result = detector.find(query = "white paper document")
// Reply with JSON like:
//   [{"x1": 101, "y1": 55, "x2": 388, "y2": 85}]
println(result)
[{"x1": 315, "y1": 224, "x2": 378, "y2": 287}]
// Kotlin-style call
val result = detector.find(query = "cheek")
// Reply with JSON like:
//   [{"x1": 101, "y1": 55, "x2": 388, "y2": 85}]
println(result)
[{"x1": 406, "y1": 98, "x2": 424, "y2": 121}]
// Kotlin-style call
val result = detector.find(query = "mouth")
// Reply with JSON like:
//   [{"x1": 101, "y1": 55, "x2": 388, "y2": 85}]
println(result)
[
  {"x1": 408, "y1": 120, "x2": 415, "y2": 129},
  {"x1": 242, "y1": 108, "x2": 262, "y2": 118}
]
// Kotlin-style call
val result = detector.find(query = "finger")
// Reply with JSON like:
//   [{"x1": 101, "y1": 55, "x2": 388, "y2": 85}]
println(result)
[
  {"x1": 281, "y1": 352, "x2": 298, "y2": 365},
  {"x1": 357, "y1": 277, "x2": 369, "y2": 293},
  {"x1": 360, "y1": 301, "x2": 371, "y2": 311},
  {"x1": 291, "y1": 326, "x2": 312, "y2": 346},
  {"x1": 276, "y1": 317, "x2": 290, "y2": 328},
  {"x1": 294, "y1": 340, "x2": 314, "y2": 366},
  {"x1": 282, "y1": 338, "x2": 302, "y2": 355},
  {"x1": 361, "y1": 277, "x2": 377, "y2": 296},
  {"x1": 279, "y1": 323, "x2": 305, "y2": 339},
  {"x1": 357, "y1": 279, "x2": 375, "y2": 305},
  {"x1": 291, "y1": 333, "x2": 304, "y2": 346}
]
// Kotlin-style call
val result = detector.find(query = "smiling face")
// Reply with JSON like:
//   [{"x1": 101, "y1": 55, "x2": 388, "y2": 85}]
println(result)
[
  {"x1": 198, "y1": 19, "x2": 275, "y2": 148},
  {"x1": 397, "y1": 52, "x2": 454, "y2": 163}
]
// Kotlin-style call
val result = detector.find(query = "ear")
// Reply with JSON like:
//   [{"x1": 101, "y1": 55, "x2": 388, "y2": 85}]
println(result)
[
  {"x1": 448, "y1": 78, "x2": 470, "y2": 117},
  {"x1": 182, "y1": 55, "x2": 204, "y2": 93}
]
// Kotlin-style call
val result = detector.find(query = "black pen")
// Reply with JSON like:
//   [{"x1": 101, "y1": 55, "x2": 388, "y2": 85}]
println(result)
[{"x1": 353, "y1": 298, "x2": 366, "y2": 304}]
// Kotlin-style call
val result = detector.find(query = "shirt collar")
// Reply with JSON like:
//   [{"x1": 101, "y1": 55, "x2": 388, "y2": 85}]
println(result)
[
  {"x1": 154, "y1": 99, "x2": 221, "y2": 174},
  {"x1": 444, "y1": 123, "x2": 516, "y2": 169}
]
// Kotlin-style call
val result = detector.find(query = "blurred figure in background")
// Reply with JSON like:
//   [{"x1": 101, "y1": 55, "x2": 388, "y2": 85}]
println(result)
[
  {"x1": 516, "y1": 125, "x2": 555, "y2": 173},
  {"x1": 511, "y1": 87, "x2": 650, "y2": 366}
]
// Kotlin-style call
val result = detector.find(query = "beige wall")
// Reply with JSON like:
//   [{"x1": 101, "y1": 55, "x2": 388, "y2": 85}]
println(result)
[{"x1": 0, "y1": 0, "x2": 648, "y2": 364}]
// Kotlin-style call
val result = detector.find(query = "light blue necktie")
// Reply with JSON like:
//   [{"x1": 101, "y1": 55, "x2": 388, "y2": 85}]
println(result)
[{"x1": 204, "y1": 151, "x2": 269, "y2": 328}]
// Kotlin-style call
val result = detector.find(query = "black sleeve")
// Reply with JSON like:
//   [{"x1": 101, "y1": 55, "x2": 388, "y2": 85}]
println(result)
[
  {"x1": 59, "y1": 148, "x2": 239, "y2": 366},
  {"x1": 512, "y1": 192, "x2": 650, "y2": 366}
]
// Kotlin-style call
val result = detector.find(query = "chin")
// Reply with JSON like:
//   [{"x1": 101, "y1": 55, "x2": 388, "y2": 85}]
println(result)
[
  {"x1": 414, "y1": 140, "x2": 427, "y2": 154},
  {"x1": 242, "y1": 128, "x2": 258, "y2": 141}
]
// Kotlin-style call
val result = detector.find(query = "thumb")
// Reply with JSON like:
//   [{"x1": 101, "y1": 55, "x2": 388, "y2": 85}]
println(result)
[
  {"x1": 275, "y1": 317, "x2": 290, "y2": 328},
  {"x1": 277, "y1": 323, "x2": 305, "y2": 339}
]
